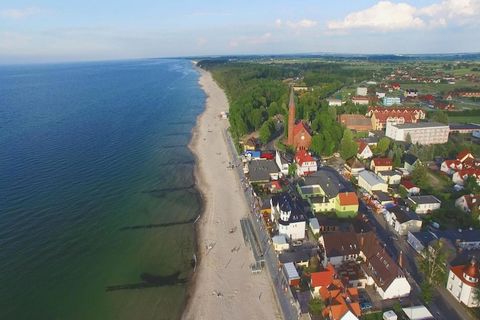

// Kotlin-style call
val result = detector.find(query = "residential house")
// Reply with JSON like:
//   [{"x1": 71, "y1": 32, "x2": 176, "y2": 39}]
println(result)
[
  {"x1": 372, "y1": 191, "x2": 394, "y2": 207},
  {"x1": 384, "y1": 206, "x2": 422, "y2": 236},
  {"x1": 359, "y1": 233, "x2": 412, "y2": 299},
  {"x1": 309, "y1": 217, "x2": 320, "y2": 235},
  {"x1": 446, "y1": 258, "x2": 480, "y2": 307},
  {"x1": 275, "y1": 150, "x2": 293, "y2": 176},
  {"x1": 404, "y1": 89, "x2": 418, "y2": 98},
  {"x1": 408, "y1": 229, "x2": 480, "y2": 254},
  {"x1": 344, "y1": 158, "x2": 366, "y2": 177},
  {"x1": 400, "y1": 180, "x2": 420, "y2": 195},
  {"x1": 328, "y1": 98, "x2": 343, "y2": 107},
  {"x1": 298, "y1": 167, "x2": 358, "y2": 217},
  {"x1": 271, "y1": 193, "x2": 307, "y2": 240},
  {"x1": 295, "y1": 150, "x2": 317, "y2": 176},
  {"x1": 358, "y1": 170, "x2": 388, "y2": 194},
  {"x1": 352, "y1": 96, "x2": 369, "y2": 105},
  {"x1": 376, "y1": 91, "x2": 386, "y2": 99},
  {"x1": 371, "y1": 158, "x2": 393, "y2": 173},
  {"x1": 383, "y1": 96, "x2": 402, "y2": 106},
  {"x1": 452, "y1": 168, "x2": 480, "y2": 186},
  {"x1": 441, "y1": 159, "x2": 463, "y2": 175},
  {"x1": 320, "y1": 231, "x2": 361, "y2": 267},
  {"x1": 377, "y1": 170, "x2": 402, "y2": 185},
  {"x1": 247, "y1": 159, "x2": 280, "y2": 184},
  {"x1": 450, "y1": 124, "x2": 480, "y2": 134},
  {"x1": 272, "y1": 235, "x2": 289, "y2": 252},
  {"x1": 455, "y1": 194, "x2": 480, "y2": 214},
  {"x1": 406, "y1": 195, "x2": 441, "y2": 214},
  {"x1": 391, "y1": 83, "x2": 401, "y2": 91},
  {"x1": 403, "y1": 153, "x2": 420, "y2": 173},
  {"x1": 283, "y1": 262, "x2": 301, "y2": 287},
  {"x1": 311, "y1": 264, "x2": 362, "y2": 320},
  {"x1": 357, "y1": 87, "x2": 368, "y2": 96},
  {"x1": 385, "y1": 122, "x2": 450, "y2": 145},
  {"x1": 357, "y1": 141, "x2": 373, "y2": 160}
]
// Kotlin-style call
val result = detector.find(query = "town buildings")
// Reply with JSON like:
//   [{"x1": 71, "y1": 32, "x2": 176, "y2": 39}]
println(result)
[
  {"x1": 446, "y1": 258, "x2": 480, "y2": 307},
  {"x1": 371, "y1": 158, "x2": 393, "y2": 173},
  {"x1": 367, "y1": 106, "x2": 425, "y2": 131},
  {"x1": 385, "y1": 122, "x2": 450, "y2": 145},
  {"x1": 271, "y1": 193, "x2": 307, "y2": 240},
  {"x1": 406, "y1": 195, "x2": 441, "y2": 214},
  {"x1": 383, "y1": 96, "x2": 401, "y2": 106},
  {"x1": 352, "y1": 96, "x2": 369, "y2": 105},
  {"x1": 358, "y1": 170, "x2": 388, "y2": 194},
  {"x1": 357, "y1": 141, "x2": 373, "y2": 160},
  {"x1": 456, "y1": 194, "x2": 480, "y2": 214},
  {"x1": 295, "y1": 150, "x2": 317, "y2": 176},
  {"x1": 384, "y1": 206, "x2": 422, "y2": 236},
  {"x1": 339, "y1": 114, "x2": 373, "y2": 132},
  {"x1": 357, "y1": 87, "x2": 368, "y2": 96},
  {"x1": 298, "y1": 168, "x2": 358, "y2": 218}
]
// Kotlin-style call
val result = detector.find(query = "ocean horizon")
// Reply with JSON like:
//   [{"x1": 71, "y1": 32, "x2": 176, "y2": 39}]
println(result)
[{"x1": 0, "y1": 59, "x2": 204, "y2": 319}]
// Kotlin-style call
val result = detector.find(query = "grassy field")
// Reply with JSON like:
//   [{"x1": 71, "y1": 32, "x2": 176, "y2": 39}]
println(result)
[{"x1": 448, "y1": 115, "x2": 480, "y2": 124}]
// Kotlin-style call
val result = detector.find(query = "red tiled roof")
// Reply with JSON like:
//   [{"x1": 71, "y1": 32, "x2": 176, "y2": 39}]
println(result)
[
  {"x1": 457, "y1": 168, "x2": 480, "y2": 179},
  {"x1": 293, "y1": 121, "x2": 311, "y2": 137},
  {"x1": 372, "y1": 158, "x2": 392, "y2": 167},
  {"x1": 338, "y1": 192, "x2": 359, "y2": 206},
  {"x1": 451, "y1": 265, "x2": 478, "y2": 287},
  {"x1": 295, "y1": 150, "x2": 314, "y2": 166},
  {"x1": 443, "y1": 159, "x2": 462, "y2": 170},
  {"x1": 311, "y1": 264, "x2": 335, "y2": 288},
  {"x1": 401, "y1": 180, "x2": 417, "y2": 190},
  {"x1": 357, "y1": 141, "x2": 369, "y2": 154},
  {"x1": 457, "y1": 149, "x2": 474, "y2": 163}
]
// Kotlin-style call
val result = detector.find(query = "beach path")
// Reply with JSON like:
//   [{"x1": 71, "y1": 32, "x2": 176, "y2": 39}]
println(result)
[{"x1": 183, "y1": 67, "x2": 281, "y2": 320}]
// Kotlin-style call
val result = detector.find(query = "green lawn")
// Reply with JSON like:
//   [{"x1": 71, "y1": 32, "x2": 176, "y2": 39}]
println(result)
[
  {"x1": 449, "y1": 115, "x2": 480, "y2": 124},
  {"x1": 361, "y1": 312, "x2": 383, "y2": 320}
]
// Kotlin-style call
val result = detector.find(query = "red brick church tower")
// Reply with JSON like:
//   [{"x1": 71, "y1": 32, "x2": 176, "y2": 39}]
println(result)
[
  {"x1": 287, "y1": 89, "x2": 296, "y2": 146},
  {"x1": 287, "y1": 89, "x2": 312, "y2": 151}
]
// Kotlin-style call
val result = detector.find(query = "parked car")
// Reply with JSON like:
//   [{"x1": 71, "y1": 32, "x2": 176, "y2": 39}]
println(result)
[{"x1": 360, "y1": 301, "x2": 373, "y2": 311}]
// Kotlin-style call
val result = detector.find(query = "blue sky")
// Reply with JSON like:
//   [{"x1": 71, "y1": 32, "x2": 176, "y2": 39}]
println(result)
[{"x1": 0, "y1": 0, "x2": 479, "y2": 63}]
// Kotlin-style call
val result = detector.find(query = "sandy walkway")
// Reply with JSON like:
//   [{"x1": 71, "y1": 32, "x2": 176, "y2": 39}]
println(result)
[{"x1": 183, "y1": 67, "x2": 281, "y2": 320}]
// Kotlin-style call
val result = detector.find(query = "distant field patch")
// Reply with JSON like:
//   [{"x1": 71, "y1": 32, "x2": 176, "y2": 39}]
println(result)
[{"x1": 449, "y1": 115, "x2": 480, "y2": 124}]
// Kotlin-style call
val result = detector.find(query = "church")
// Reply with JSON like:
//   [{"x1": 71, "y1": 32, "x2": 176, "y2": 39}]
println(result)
[{"x1": 287, "y1": 90, "x2": 312, "y2": 151}]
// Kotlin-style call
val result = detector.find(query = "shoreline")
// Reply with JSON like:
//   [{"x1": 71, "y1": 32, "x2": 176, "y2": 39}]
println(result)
[{"x1": 182, "y1": 64, "x2": 280, "y2": 320}]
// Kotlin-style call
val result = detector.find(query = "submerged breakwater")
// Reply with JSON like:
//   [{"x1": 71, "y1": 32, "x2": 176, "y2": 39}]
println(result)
[{"x1": 0, "y1": 59, "x2": 204, "y2": 319}]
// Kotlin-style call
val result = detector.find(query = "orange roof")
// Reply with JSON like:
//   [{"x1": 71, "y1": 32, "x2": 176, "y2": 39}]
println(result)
[
  {"x1": 338, "y1": 192, "x2": 359, "y2": 206},
  {"x1": 311, "y1": 264, "x2": 335, "y2": 288},
  {"x1": 372, "y1": 158, "x2": 392, "y2": 167}
]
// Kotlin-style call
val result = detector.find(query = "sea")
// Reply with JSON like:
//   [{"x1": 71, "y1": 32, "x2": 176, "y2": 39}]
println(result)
[{"x1": 0, "y1": 59, "x2": 204, "y2": 319}]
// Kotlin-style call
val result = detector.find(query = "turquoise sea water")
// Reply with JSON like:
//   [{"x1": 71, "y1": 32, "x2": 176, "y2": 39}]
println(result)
[{"x1": 0, "y1": 59, "x2": 204, "y2": 319}]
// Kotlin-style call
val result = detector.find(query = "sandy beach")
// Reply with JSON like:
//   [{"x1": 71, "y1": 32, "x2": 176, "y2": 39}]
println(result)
[{"x1": 183, "y1": 66, "x2": 281, "y2": 320}]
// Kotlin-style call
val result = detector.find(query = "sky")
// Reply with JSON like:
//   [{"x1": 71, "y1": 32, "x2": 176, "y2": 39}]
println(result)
[{"x1": 0, "y1": 0, "x2": 479, "y2": 63}]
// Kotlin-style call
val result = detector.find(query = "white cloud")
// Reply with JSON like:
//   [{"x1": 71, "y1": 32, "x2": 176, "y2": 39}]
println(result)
[
  {"x1": 0, "y1": 6, "x2": 43, "y2": 19},
  {"x1": 328, "y1": 1, "x2": 424, "y2": 31},
  {"x1": 328, "y1": 0, "x2": 480, "y2": 32},
  {"x1": 286, "y1": 19, "x2": 318, "y2": 29}
]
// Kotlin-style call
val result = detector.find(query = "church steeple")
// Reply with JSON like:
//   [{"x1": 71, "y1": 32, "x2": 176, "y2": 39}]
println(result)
[{"x1": 287, "y1": 88, "x2": 296, "y2": 146}]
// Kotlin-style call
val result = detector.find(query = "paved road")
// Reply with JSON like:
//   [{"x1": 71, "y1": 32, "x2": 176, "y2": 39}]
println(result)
[{"x1": 359, "y1": 199, "x2": 472, "y2": 320}]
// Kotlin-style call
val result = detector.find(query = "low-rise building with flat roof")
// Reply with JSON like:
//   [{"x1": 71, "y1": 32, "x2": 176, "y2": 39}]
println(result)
[{"x1": 386, "y1": 122, "x2": 449, "y2": 145}]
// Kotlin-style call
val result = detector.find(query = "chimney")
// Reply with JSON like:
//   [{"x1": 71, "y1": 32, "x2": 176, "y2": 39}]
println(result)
[{"x1": 398, "y1": 250, "x2": 404, "y2": 269}]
